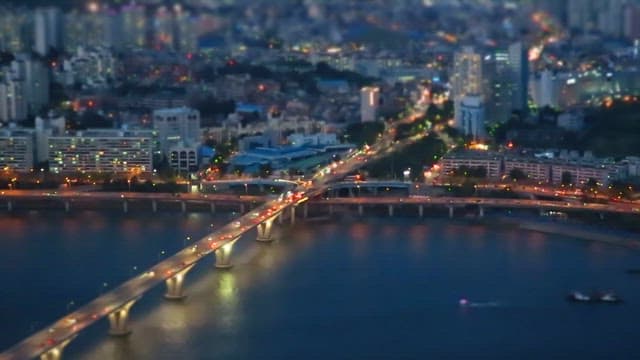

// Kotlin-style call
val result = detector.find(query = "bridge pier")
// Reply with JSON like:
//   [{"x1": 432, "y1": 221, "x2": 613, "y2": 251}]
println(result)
[
  {"x1": 215, "y1": 237, "x2": 239, "y2": 269},
  {"x1": 257, "y1": 216, "x2": 276, "y2": 242},
  {"x1": 290, "y1": 206, "x2": 296, "y2": 225},
  {"x1": 328, "y1": 204, "x2": 333, "y2": 216},
  {"x1": 181, "y1": 201, "x2": 186, "y2": 213},
  {"x1": 7, "y1": 200, "x2": 12, "y2": 212},
  {"x1": 478, "y1": 206, "x2": 484, "y2": 218},
  {"x1": 278, "y1": 212, "x2": 283, "y2": 224},
  {"x1": 164, "y1": 264, "x2": 195, "y2": 300},
  {"x1": 108, "y1": 297, "x2": 139, "y2": 336},
  {"x1": 448, "y1": 205, "x2": 454, "y2": 219},
  {"x1": 210, "y1": 202, "x2": 216, "y2": 214},
  {"x1": 39, "y1": 335, "x2": 76, "y2": 360},
  {"x1": 240, "y1": 203, "x2": 245, "y2": 214},
  {"x1": 303, "y1": 202, "x2": 308, "y2": 219},
  {"x1": 64, "y1": 200, "x2": 70, "y2": 213},
  {"x1": 358, "y1": 204, "x2": 364, "y2": 216},
  {"x1": 388, "y1": 204, "x2": 394, "y2": 217},
  {"x1": 122, "y1": 200, "x2": 128, "y2": 214},
  {"x1": 419, "y1": 204, "x2": 424, "y2": 218},
  {"x1": 152, "y1": 200, "x2": 157, "y2": 213}
]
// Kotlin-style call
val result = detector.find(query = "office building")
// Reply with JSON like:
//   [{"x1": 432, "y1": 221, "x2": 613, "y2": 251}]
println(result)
[
  {"x1": 508, "y1": 42, "x2": 529, "y2": 112},
  {"x1": 153, "y1": 107, "x2": 201, "y2": 156}
]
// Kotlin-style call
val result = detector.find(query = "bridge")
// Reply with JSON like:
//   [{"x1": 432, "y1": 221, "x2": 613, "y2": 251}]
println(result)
[
  {"x1": 0, "y1": 109, "x2": 416, "y2": 360},
  {"x1": 315, "y1": 196, "x2": 640, "y2": 218}
]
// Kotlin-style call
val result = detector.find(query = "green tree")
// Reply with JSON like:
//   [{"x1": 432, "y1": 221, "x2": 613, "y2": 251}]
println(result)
[
  {"x1": 561, "y1": 171, "x2": 573, "y2": 187},
  {"x1": 509, "y1": 168, "x2": 527, "y2": 181}
]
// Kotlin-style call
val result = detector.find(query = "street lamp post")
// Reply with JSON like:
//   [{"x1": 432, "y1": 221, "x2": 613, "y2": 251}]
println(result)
[{"x1": 127, "y1": 179, "x2": 131, "y2": 192}]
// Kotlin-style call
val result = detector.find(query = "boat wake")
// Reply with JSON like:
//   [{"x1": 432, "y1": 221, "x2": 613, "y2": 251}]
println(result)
[{"x1": 459, "y1": 299, "x2": 503, "y2": 308}]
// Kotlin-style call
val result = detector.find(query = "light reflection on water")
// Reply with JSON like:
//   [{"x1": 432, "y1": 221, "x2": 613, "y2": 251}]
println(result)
[{"x1": 2, "y1": 213, "x2": 640, "y2": 359}]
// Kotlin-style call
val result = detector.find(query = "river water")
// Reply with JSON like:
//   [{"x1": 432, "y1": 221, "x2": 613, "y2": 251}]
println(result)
[{"x1": 1, "y1": 210, "x2": 640, "y2": 359}]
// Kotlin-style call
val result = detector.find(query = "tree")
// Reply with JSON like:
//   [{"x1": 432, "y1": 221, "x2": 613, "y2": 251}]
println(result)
[
  {"x1": 258, "y1": 163, "x2": 272, "y2": 178},
  {"x1": 509, "y1": 168, "x2": 527, "y2": 181},
  {"x1": 561, "y1": 171, "x2": 573, "y2": 187}
]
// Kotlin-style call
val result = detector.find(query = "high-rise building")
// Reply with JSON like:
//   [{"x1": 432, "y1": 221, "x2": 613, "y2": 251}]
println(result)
[
  {"x1": 530, "y1": 69, "x2": 559, "y2": 109},
  {"x1": 508, "y1": 42, "x2": 529, "y2": 113},
  {"x1": 360, "y1": 86, "x2": 380, "y2": 122},
  {"x1": 454, "y1": 95, "x2": 485, "y2": 139},
  {"x1": 34, "y1": 7, "x2": 63, "y2": 56},
  {"x1": 0, "y1": 79, "x2": 27, "y2": 122},
  {"x1": 485, "y1": 49, "x2": 513, "y2": 124},
  {"x1": 451, "y1": 47, "x2": 482, "y2": 100},
  {"x1": 11, "y1": 55, "x2": 50, "y2": 114},
  {"x1": 624, "y1": 3, "x2": 640, "y2": 40},
  {"x1": 153, "y1": 107, "x2": 201, "y2": 156}
]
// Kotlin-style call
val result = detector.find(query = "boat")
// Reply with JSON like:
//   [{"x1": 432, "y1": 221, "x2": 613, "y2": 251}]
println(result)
[
  {"x1": 566, "y1": 291, "x2": 591, "y2": 302},
  {"x1": 596, "y1": 292, "x2": 623, "y2": 304},
  {"x1": 566, "y1": 291, "x2": 623, "y2": 304}
]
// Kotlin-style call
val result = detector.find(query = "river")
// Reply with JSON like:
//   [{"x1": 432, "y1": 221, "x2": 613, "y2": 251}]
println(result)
[{"x1": 1, "y1": 210, "x2": 639, "y2": 359}]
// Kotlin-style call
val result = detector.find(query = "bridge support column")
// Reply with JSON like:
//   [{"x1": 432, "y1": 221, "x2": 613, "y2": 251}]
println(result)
[
  {"x1": 478, "y1": 206, "x2": 484, "y2": 218},
  {"x1": 599, "y1": 213, "x2": 604, "y2": 220},
  {"x1": 210, "y1": 202, "x2": 216, "y2": 214},
  {"x1": 278, "y1": 212, "x2": 283, "y2": 224},
  {"x1": 215, "y1": 237, "x2": 239, "y2": 269},
  {"x1": 181, "y1": 201, "x2": 186, "y2": 213},
  {"x1": 328, "y1": 204, "x2": 333, "y2": 216},
  {"x1": 64, "y1": 200, "x2": 70, "y2": 213},
  {"x1": 348, "y1": 188, "x2": 354, "y2": 198},
  {"x1": 448, "y1": 206, "x2": 454, "y2": 219},
  {"x1": 7, "y1": 200, "x2": 12, "y2": 212},
  {"x1": 388, "y1": 204, "x2": 394, "y2": 217},
  {"x1": 257, "y1": 216, "x2": 276, "y2": 242},
  {"x1": 39, "y1": 335, "x2": 76, "y2": 360},
  {"x1": 164, "y1": 264, "x2": 195, "y2": 300},
  {"x1": 108, "y1": 298, "x2": 139, "y2": 336},
  {"x1": 539, "y1": 208, "x2": 545, "y2": 217},
  {"x1": 419, "y1": 204, "x2": 424, "y2": 218},
  {"x1": 240, "y1": 203, "x2": 245, "y2": 214},
  {"x1": 152, "y1": 200, "x2": 157, "y2": 213},
  {"x1": 358, "y1": 204, "x2": 364, "y2": 216},
  {"x1": 122, "y1": 200, "x2": 128, "y2": 214},
  {"x1": 290, "y1": 206, "x2": 296, "y2": 225},
  {"x1": 303, "y1": 202, "x2": 308, "y2": 219}
]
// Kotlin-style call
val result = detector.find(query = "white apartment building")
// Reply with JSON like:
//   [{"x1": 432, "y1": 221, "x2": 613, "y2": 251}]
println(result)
[
  {"x1": 48, "y1": 129, "x2": 153, "y2": 174},
  {"x1": 0, "y1": 128, "x2": 35, "y2": 172}
]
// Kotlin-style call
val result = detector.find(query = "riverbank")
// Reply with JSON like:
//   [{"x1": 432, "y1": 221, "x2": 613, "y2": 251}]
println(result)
[{"x1": 470, "y1": 216, "x2": 640, "y2": 250}]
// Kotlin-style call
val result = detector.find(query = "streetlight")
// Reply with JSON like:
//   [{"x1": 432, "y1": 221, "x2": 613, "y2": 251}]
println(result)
[
  {"x1": 244, "y1": 183, "x2": 248, "y2": 195},
  {"x1": 127, "y1": 178, "x2": 131, "y2": 192},
  {"x1": 157, "y1": 250, "x2": 166, "y2": 261},
  {"x1": 66, "y1": 300, "x2": 75, "y2": 311},
  {"x1": 183, "y1": 236, "x2": 192, "y2": 247}
]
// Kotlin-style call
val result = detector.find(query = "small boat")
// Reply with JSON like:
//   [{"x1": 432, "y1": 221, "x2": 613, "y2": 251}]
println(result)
[
  {"x1": 597, "y1": 292, "x2": 623, "y2": 304},
  {"x1": 566, "y1": 291, "x2": 591, "y2": 302}
]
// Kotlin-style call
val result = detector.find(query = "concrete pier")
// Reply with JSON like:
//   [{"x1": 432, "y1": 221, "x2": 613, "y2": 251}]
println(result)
[
  {"x1": 165, "y1": 264, "x2": 195, "y2": 300},
  {"x1": 108, "y1": 298, "x2": 139, "y2": 336}
]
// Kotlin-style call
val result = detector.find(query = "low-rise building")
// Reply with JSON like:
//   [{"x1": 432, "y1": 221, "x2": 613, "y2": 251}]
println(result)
[{"x1": 440, "y1": 150, "x2": 502, "y2": 179}]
